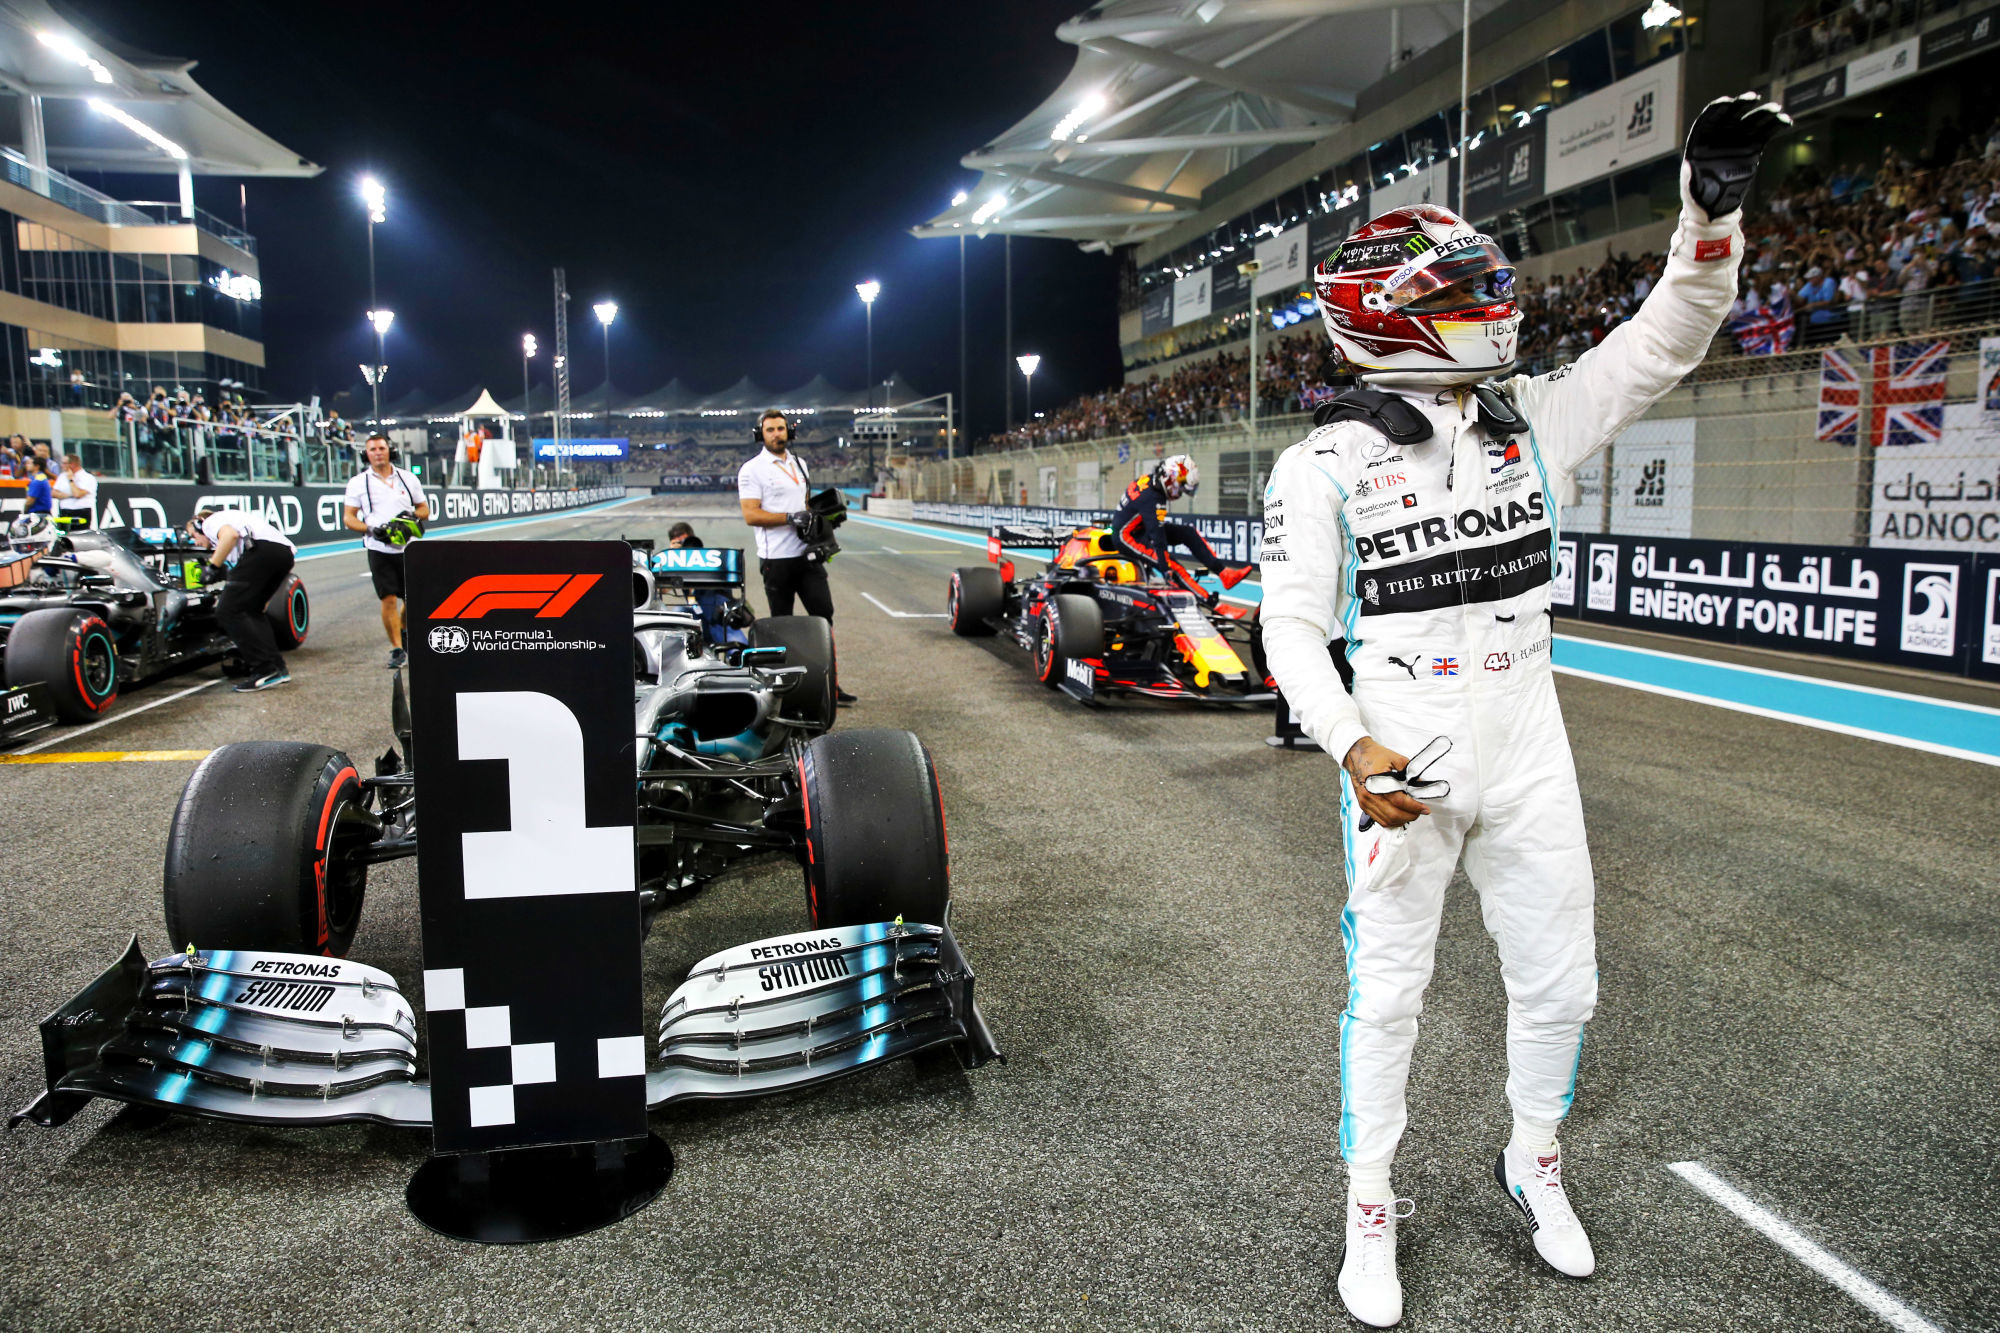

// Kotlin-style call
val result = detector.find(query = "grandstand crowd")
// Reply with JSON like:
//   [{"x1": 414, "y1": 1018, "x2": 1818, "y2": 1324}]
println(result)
[{"x1": 981, "y1": 122, "x2": 2000, "y2": 452}]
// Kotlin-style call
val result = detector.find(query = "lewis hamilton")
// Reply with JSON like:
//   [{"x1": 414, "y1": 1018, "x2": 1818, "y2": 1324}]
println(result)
[{"x1": 1258, "y1": 94, "x2": 1788, "y2": 1326}]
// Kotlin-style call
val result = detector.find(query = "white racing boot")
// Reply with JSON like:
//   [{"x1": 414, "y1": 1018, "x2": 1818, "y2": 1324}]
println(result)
[
  {"x1": 1495, "y1": 1140, "x2": 1596, "y2": 1277},
  {"x1": 1337, "y1": 1193, "x2": 1413, "y2": 1327}
]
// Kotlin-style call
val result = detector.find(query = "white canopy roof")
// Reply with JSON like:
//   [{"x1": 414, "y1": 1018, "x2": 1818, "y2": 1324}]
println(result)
[
  {"x1": 0, "y1": 0, "x2": 319, "y2": 177},
  {"x1": 914, "y1": 0, "x2": 1501, "y2": 249},
  {"x1": 455, "y1": 389, "x2": 513, "y2": 420}
]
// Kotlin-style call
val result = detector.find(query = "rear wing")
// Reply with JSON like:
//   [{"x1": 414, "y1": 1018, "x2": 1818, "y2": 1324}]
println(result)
[{"x1": 986, "y1": 524, "x2": 1070, "y2": 561}]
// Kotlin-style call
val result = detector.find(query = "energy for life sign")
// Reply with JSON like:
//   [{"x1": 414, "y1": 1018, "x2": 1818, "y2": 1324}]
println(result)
[{"x1": 406, "y1": 540, "x2": 644, "y2": 1155}]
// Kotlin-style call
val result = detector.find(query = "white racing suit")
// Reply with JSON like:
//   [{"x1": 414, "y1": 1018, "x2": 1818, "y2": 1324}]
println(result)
[{"x1": 1261, "y1": 203, "x2": 1743, "y2": 1169}]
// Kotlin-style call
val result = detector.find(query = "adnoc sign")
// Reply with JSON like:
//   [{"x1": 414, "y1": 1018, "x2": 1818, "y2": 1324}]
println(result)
[{"x1": 1545, "y1": 54, "x2": 1682, "y2": 193}]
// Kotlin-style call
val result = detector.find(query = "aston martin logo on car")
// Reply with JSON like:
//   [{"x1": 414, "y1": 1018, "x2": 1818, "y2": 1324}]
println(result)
[{"x1": 430, "y1": 574, "x2": 602, "y2": 620}]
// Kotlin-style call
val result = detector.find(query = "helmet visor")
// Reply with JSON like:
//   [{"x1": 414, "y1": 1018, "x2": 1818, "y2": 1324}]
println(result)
[{"x1": 1384, "y1": 238, "x2": 1516, "y2": 314}]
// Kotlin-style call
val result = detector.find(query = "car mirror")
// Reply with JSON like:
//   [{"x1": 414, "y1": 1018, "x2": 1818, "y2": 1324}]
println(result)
[{"x1": 740, "y1": 647, "x2": 786, "y2": 667}]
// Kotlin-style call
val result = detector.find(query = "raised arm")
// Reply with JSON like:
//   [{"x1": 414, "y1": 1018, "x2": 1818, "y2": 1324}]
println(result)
[{"x1": 1508, "y1": 94, "x2": 1791, "y2": 479}]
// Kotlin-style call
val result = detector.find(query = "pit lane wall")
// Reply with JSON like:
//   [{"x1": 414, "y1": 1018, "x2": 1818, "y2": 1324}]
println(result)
[
  {"x1": 899, "y1": 501, "x2": 2000, "y2": 683},
  {"x1": 1, "y1": 482, "x2": 626, "y2": 548}
]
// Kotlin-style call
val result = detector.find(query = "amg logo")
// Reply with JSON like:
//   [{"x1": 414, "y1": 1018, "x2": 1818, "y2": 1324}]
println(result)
[
  {"x1": 758, "y1": 953, "x2": 853, "y2": 992},
  {"x1": 233, "y1": 980, "x2": 336, "y2": 1013},
  {"x1": 249, "y1": 959, "x2": 342, "y2": 977},
  {"x1": 749, "y1": 935, "x2": 844, "y2": 960}
]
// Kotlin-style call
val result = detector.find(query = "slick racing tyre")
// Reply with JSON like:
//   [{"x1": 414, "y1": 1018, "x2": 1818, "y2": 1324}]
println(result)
[
  {"x1": 1033, "y1": 593, "x2": 1102, "y2": 689},
  {"x1": 164, "y1": 743, "x2": 373, "y2": 957},
  {"x1": 3, "y1": 607, "x2": 118, "y2": 722},
  {"x1": 264, "y1": 573, "x2": 310, "y2": 651},
  {"x1": 947, "y1": 566, "x2": 1002, "y2": 635},
  {"x1": 752, "y1": 615, "x2": 836, "y2": 734},
  {"x1": 797, "y1": 729, "x2": 949, "y2": 930}
]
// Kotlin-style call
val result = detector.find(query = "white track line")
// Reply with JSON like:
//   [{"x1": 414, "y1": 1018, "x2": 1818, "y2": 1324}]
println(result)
[
  {"x1": 13, "y1": 678, "x2": 221, "y2": 755},
  {"x1": 1668, "y1": 1162, "x2": 1946, "y2": 1333},
  {"x1": 859, "y1": 591, "x2": 949, "y2": 619}
]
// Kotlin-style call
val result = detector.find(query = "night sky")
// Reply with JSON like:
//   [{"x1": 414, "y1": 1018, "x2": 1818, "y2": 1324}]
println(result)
[{"x1": 59, "y1": 0, "x2": 1123, "y2": 436}]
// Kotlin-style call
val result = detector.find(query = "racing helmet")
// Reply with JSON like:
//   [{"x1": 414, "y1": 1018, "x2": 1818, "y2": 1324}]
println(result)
[
  {"x1": 1154, "y1": 455, "x2": 1199, "y2": 500},
  {"x1": 5, "y1": 511, "x2": 59, "y2": 551},
  {"x1": 1314, "y1": 204, "x2": 1520, "y2": 380}
]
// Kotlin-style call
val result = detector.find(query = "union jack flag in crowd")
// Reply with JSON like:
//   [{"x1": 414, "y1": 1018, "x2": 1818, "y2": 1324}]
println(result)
[
  {"x1": 1728, "y1": 288, "x2": 1796, "y2": 356},
  {"x1": 1820, "y1": 341, "x2": 1950, "y2": 446}
]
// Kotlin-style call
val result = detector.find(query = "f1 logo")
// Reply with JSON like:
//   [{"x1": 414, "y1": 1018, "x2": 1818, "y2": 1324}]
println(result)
[{"x1": 431, "y1": 574, "x2": 602, "y2": 620}]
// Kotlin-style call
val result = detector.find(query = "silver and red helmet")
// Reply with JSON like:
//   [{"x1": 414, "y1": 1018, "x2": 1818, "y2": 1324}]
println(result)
[
  {"x1": 1314, "y1": 204, "x2": 1521, "y2": 379},
  {"x1": 1154, "y1": 454, "x2": 1198, "y2": 499}
]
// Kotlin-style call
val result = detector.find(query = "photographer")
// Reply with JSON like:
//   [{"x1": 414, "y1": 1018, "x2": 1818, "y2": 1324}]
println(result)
[
  {"x1": 342, "y1": 432, "x2": 429, "y2": 669},
  {"x1": 186, "y1": 506, "x2": 296, "y2": 693},
  {"x1": 737, "y1": 409, "x2": 854, "y2": 704}
]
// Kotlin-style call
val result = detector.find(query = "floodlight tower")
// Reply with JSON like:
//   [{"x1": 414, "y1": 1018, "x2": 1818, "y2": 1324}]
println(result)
[
  {"x1": 553, "y1": 269, "x2": 572, "y2": 480},
  {"x1": 855, "y1": 281, "x2": 880, "y2": 411},
  {"x1": 360, "y1": 176, "x2": 386, "y2": 423},
  {"x1": 521, "y1": 333, "x2": 537, "y2": 448}
]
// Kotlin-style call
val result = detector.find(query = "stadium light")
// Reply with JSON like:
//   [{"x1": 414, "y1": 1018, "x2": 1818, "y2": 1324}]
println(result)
[
  {"x1": 358, "y1": 177, "x2": 389, "y2": 421},
  {"x1": 522, "y1": 334, "x2": 538, "y2": 438},
  {"x1": 86, "y1": 99, "x2": 185, "y2": 159},
  {"x1": 951, "y1": 191, "x2": 968, "y2": 207},
  {"x1": 855, "y1": 281, "x2": 883, "y2": 410},
  {"x1": 972, "y1": 193, "x2": 1007, "y2": 226},
  {"x1": 37, "y1": 31, "x2": 113, "y2": 84},
  {"x1": 594, "y1": 302, "x2": 617, "y2": 399},
  {"x1": 1641, "y1": 0, "x2": 1682, "y2": 27},
  {"x1": 854, "y1": 281, "x2": 880, "y2": 305},
  {"x1": 1016, "y1": 354, "x2": 1040, "y2": 425},
  {"x1": 1051, "y1": 93, "x2": 1106, "y2": 142}
]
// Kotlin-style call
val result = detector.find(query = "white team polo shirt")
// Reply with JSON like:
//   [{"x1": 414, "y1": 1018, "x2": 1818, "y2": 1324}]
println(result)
[
  {"x1": 737, "y1": 448, "x2": 810, "y2": 559},
  {"x1": 199, "y1": 508, "x2": 296, "y2": 565},
  {"x1": 343, "y1": 466, "x2": 429, "y2": 555}
]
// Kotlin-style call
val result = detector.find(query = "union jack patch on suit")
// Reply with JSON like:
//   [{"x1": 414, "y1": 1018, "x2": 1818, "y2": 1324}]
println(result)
[{"x1": 1432, "y1": 657, "x2": 1459, "y2": 676}]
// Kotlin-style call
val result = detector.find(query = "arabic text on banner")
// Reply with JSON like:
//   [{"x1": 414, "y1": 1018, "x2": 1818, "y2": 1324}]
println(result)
[
  {"x1": 1544, "y1": 54, "x2": 1683, "y2": 194},
  {"x1": 1873, "y1": 402, "x2": 2000, "y2": 551},
  {"x1": 1369, "y1": 161, "x2": 1452, "y2": 217},
  {"x1": 1252, "y1": 225, "x2": 1309, "y2": 297}
]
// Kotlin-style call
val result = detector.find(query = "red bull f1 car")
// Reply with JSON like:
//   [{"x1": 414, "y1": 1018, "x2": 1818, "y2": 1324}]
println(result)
[{"x1": 946, "y1": 524, "x2": 1272, "y2": 706}]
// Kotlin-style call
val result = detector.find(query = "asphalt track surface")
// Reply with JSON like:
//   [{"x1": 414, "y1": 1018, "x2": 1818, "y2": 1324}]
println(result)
[{"x1": 0, "y1": 496, "x2": 1993, "y2": 1333}]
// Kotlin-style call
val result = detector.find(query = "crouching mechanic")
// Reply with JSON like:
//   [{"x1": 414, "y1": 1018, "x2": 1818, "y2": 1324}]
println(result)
[
  {"x1": 186, "y1": 505, "x2": 298, "y2": 692},
  {"x1": 1258, "y1": 94, "x2": 1788, "y2": 1327},
  {"x1": 342, "y1": 433, "x2": 429, "y2": 669},
  {"x1": 1108, "y1": 455, "x2": 1254, "y2": 594}
]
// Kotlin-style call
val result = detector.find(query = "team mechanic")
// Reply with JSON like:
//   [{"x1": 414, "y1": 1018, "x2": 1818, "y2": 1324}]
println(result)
[
  {"x1": 1107, "y1": 454, "x2": 1255, "y2": 592},
  {"x1": 1258, "y1": 94, "x2": 1788, "y2": 1326}
]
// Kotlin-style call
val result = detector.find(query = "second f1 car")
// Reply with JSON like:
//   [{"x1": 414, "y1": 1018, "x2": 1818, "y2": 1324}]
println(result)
[{"x1": 947, "y1": 523, "x2": 1272, "y2": 706}]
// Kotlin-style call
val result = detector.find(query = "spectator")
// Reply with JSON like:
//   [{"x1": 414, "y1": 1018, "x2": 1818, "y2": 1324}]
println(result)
[{"x1": 51, "y1": 453, "x2": 96, "y2": 529}]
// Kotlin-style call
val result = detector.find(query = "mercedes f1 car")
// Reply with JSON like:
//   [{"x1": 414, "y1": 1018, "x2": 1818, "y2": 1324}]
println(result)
[
  {"x1": 12, "y1": 555, "x2": 995, "y2": 1132},
  {"x1": 947, "y1": 523, "x2": 1272, "y2": 706},
  {"x1": 1, "y1": 526, "x2": 309, "y2": 727}
]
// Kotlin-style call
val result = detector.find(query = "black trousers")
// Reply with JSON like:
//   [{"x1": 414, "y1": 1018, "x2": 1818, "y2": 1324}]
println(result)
[
  {"x1": 218, "y1": 542, "x2": 295, "y2": 675},
  {"x1": 759, "y1": 556, "x2": 835, "y2": 621}
]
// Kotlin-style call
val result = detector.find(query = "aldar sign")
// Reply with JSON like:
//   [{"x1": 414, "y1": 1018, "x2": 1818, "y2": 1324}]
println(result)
[
  {"x1": 1545, "y1": 54, "x2": 1682, "y2": 193},
  {"x1": 405, "y1": 540, "x2": 644, "y2": 1156}
]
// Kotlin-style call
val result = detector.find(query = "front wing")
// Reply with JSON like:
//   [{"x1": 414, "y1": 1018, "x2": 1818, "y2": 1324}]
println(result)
[{"x1": 12, "y1": 924, "x2": 1000, "y2": 1132}]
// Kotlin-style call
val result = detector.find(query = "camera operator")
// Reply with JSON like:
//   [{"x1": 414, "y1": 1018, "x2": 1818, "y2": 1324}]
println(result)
[
  {"x1": 185, "y1": 506, "x2": 296, "y2": 693},
  {"x1": 343, "y1": 432, "x2": 429, "y2": 669},
  {"x1": 737, "y1": 409, "x2": 854, "y2": 704}
]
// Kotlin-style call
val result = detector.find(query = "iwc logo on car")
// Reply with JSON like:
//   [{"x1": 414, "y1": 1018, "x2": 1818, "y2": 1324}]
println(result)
[{"x1": 429, "y1": 625, "x2": 470, "y2": 654}]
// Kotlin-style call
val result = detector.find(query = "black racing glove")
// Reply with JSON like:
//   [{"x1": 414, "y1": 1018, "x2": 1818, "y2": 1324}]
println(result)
[
  {"x1": 366, "y1": 524, "x2": 389, "y2": 543},
  {"x1": 1682, "y1": 92, "x2": 1792, "y2": 223}
]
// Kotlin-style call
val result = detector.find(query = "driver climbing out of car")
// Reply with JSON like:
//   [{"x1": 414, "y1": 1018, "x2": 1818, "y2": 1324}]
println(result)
[
  {"x1": 1257, "y1": 94, "x2": 1789, "y2": 1328},
  {"x1": 186, "y1": 505, "x2": 298, "y2": 693},
  {"x1": 1107, "y1": 454, "x2": 1255, "y2": 595}
]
